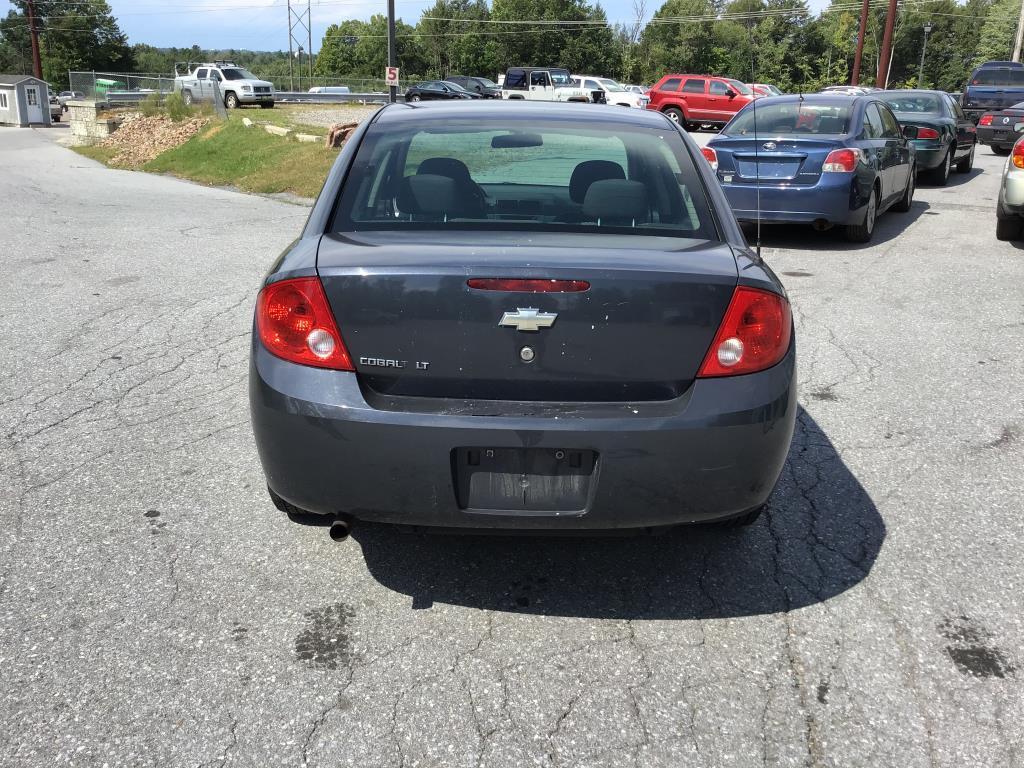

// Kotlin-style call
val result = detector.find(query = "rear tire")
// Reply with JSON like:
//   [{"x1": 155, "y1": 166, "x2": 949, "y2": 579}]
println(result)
[
  {"x1": 409, "y1": 94, "x2": 421, "y2": 102},
  {"x1": 956, "y1": 144, "x2": 975, "y2": 173},
  {"x1": 663, "y1": 107, "x2": 686, "y2": 126},
  {"x1": 181, "y1": 89, "x2": 193, "y2": 106},
  {"x1": 715, "y1": 505, "x2": 764, "y2": 528},
  {"x1": 845, "y1": 187, "x2": 877, "y2": 243},
  {"x1": 993, "y1": 145, "x2": 1012, "y2": 156},
  {"x1": 927, "y1": 148, "x2": 952, "y2": 185},
  {"x1": 996, "y1": 216, "x2": 1023, "y2": 241},
  {"x1": 893, "y1": 165, "x2": 914, "y2": 212}
]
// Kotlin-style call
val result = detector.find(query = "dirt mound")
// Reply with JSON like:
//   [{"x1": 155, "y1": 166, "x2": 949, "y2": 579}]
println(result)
[{"x1": 101, "y1": 113, "x2": 209, "y2": 167}]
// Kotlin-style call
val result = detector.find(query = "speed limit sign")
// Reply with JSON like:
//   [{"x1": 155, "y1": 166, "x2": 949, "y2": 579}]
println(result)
[{"x1": 385, "y1": 67, "x2": 400, "y2": 87}]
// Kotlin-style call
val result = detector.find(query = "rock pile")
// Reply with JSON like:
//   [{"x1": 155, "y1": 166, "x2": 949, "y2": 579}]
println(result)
[{"x1": 100, "y1": 113, "x2": 209, "y2": 167}]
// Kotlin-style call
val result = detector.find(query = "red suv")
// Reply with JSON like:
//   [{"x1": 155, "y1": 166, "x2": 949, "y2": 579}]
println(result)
[{"x1": 646, "y1": 75, "x2": 755, "y2": 129}]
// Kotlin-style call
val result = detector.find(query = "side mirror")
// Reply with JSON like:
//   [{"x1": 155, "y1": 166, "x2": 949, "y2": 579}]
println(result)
[
  {"x1": 726, "y1": 89, "x2": 737, "y2": 98},
  {"x1": 902, "y1": 125, "x2": 919, "y2": 140}
]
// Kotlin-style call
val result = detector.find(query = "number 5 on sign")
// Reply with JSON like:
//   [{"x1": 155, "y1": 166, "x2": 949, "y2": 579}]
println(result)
[{"x1": 385, "y1": 67, "x2": 400, "y2": 87}]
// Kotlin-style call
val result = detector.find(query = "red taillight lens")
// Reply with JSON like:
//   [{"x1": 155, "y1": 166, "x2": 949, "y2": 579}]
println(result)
[
  {"x1": 467, "y1": 278, "x2": 590, "y2": 292},
  {"x1": 822, "y1": 148, "x2": 861, "y2": 173},
  {"x1": 979, "y1": 114, "x2": 993, "y2": 126},
  {"x1": 697, "y1": 287, "x2": 792, "y2": 378},
  {"x1": 256, "y1": 277, "x2": 353, "y2": 370},
  {"x1": 1013, "y1": 139, "x2": 1024, "y2": 169},
  {"x1": 701, "y1": 146, "x2": 718, "y2": 170},
  {"x1": 916, "y1": 127, "x2": 940, "y2": 139}
]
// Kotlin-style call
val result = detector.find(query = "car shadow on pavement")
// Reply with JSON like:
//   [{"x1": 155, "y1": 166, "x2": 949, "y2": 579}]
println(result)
[
  {"x1": 351, "y1": 407, "x2": 885, "y2": 619},
  {"x1": 744, "y1": 200, "x2": 930, "y2": 252}
]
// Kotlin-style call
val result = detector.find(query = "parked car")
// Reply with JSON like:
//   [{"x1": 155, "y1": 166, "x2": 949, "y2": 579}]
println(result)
[
  {"x1": 308, "y1": 86, "x2": 351, "y2": 94},
  {"x1": 645, "y1": 74, "x2": 756, "y2": 129},
  {"x1": 405, "y1": 81, "x2": 481, "y2": 101},
  {"x1": 48, "y1": 94, "x2": 62, "y2": 122},
  {"x1": 961, "y1": 60, "x2": 1024, "y2": 123},
  {"x1": 250, "y1": 101, "x2": 796, "y2": 535},
  {"x1": 571, "y1": 75, "x2": 648, "y2": 108},
  {"x1": 500, "y1": 67, "x2": 601, "y2": 102},
  {"x1": 821, "y1": 85, "x2": 872, "y2": 95},
  {"x1": 57, "y1": 90, "x2": 83, "y2": 109},
  {"x1": 749, "y1": 83, "x2": 783, "y2": 96},
  {"x1": 446, "y1": 75, "x2": 501, "y2": 98},
  {"x1": 706, "y1": 94, "x2": 917, "y2": 242},
  {"x1": 877, "y1": 89, "x2": 977, "y2": 183},
  {"x1": 623, "y1": 84, "x2": 649, "y2": 95},
  {"x1": 174, "y1": 61, "x2": 274, "y2": 108},
  {"x1": 995, "y1": 131, "x2": 1024, "y2": 240},
  {"x1": 976, "y1": 101, "x2": 1024, "y2": 154}
]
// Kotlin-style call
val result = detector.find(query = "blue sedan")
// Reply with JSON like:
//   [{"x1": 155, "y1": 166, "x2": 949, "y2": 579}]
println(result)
[{"x1": 705, "y1": 94, "x2": 917, "y2": 242}]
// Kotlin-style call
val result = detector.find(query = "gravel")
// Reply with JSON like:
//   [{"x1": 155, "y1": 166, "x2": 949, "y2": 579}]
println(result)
[{"x1": 288, "y1": 104, "x2": 382, "y2": 128}]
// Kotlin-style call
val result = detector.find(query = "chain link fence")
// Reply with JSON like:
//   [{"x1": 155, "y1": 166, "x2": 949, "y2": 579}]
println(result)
[{"x1": 70, "y1": 71, "x2": 395, "y2": 99}]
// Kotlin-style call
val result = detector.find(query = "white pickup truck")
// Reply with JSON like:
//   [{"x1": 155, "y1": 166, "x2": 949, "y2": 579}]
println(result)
[
  {"x1": 500, "y1": 67, "x2": 604, "y2": 103},
  {"x1": 173, "y1": 61, "x2": 274, "y2": 109}
]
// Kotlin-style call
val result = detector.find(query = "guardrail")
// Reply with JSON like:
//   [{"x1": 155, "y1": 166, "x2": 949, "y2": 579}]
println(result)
[{"x1": 100, "y1": 90, "x2": 396, "y2": 106}]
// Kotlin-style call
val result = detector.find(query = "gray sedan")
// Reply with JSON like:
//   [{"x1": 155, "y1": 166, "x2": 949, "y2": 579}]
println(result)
[{"x1": 249, "y1": 102, "x2": 796, "y2": 537}]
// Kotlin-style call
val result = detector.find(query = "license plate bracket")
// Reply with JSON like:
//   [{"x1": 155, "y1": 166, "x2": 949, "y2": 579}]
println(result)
[{"x1": 453, "y1": 448, "x2": 597, "y2": 514}]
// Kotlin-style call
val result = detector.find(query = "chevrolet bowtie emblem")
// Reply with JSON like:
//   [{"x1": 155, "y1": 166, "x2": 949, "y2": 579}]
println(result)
[{"x1": 498, "y1": 308, "x2": 558, "y2": 332}]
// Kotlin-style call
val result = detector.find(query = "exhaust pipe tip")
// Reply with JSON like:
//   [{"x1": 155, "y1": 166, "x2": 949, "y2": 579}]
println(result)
[
  {"x1": 811, "y1": 219, "x2": 833, "y2": 232},
  {"x1": 329, "y1": 518, "x2": 351, "y2": 542}
]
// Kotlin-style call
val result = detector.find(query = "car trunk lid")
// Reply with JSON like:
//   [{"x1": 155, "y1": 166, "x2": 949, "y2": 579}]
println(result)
[
  {"x1": 714, "y1": 138, "x2": 840, "y2": 186},
  {"x1": 316, "y1": 231, "x2": 738, "y2": 401}
]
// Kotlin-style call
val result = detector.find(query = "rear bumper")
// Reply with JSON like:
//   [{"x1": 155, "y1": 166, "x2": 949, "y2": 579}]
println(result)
[
  {"x1": 249, "y1": 340, "x2": 797, "y2": 530},
  {"x1": 911, "y1": 142, "x2": 947, "y2": 169},
  {"x1": 977, "y1": 125, "x2": 1017, "y2": 147},
  {"x1": 719, "y1": 173, "x2": 867, "y2": 225}
]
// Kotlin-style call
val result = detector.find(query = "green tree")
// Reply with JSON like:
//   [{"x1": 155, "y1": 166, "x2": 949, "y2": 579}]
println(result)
[
  {"x1": 0, "y1": 0, "x2": 131, "y2": 88},
  {"x1": 974, "y1": 0, "x2": 1017, "y2": 66}
]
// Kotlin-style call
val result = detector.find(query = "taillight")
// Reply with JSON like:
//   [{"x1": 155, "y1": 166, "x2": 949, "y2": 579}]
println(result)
[
  {"x1": 916, "y1": 127, "x2": 940, "y2": 139},
  {"x1": 701, "y1": 146, "x2": 718, "y2": 170},
  {"x1": 822, "y1": 148, "x2": 862, "y2": 173},
  {"x1": 697, "y1": 287, "x2": 792, "y2": 377},
  {"x1": 256, "y1": 276, "x2": 353, "y2": 370},
  {"x1": 979, "y1": 114, "x2": 993, "y2": 126},
  {"x1": 1013, "y1": 138, "x2": 1024, "y2": 169}
]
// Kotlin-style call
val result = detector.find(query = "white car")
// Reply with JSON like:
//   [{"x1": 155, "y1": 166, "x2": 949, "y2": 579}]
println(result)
[
  {"x1": 996, "y1": 131, "x2": 1024, "y2": 240},
  {"x1": 573, "y1": 75, "x2": 649, "y2": 108}
]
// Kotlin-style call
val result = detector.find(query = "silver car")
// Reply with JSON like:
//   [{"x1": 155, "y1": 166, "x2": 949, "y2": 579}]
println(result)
[{"x1": 996, "y1": 128, "x2": 1024, "y2": 240}]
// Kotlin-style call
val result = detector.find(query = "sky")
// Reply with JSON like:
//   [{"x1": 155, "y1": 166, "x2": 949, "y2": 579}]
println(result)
[{"x1": 1, "y1": 0, "x2": 834, "y2": 53}]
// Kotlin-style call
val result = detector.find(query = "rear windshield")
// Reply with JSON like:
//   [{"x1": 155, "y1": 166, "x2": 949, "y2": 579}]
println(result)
[
  {"x1": 878, "y1": 94, "x2": 944, "y2": 113},
  {"x1": 971, "y1": 68, "x2": 1024, "y2": 86},
  {"x1": 332, "y1": 118, "x2": 717, "y2": 239},
  {"x1": 724, "y1": 101, "x2": 851, "y2": 136}
]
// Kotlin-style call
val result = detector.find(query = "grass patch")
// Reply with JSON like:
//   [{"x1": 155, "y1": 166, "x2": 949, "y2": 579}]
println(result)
[
  {"x1": 72, "y1": 145, "x2": 121, "y2": 164},
  {"x1": 143, "y1": 118, "x2": 335, "y2": 198}
]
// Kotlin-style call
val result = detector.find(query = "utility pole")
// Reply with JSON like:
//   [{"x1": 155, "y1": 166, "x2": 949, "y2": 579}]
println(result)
[
  {"x1": 286, "y1": 0, "x2": 311, "y2": 92},
  {"x1": 1014, "y1": 0, "x2": 1024, "y2": 62},
  {"x1": 387, "y1": 0, "x2": 397, "y2": 103},
  {"x1": 851, "y1": 0, "x2": 870, "y2": 86},
  {"x1": 918, "y1": 21, "x2": 933, "y2": 87},
  {"x1": 876, "y1": 0, "x2": 898, "y2": 88},
  {"x1": 26, "y1": 0, "x2": 43, "y2": 80}
]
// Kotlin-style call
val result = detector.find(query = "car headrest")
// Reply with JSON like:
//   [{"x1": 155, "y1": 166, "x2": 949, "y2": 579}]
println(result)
[
  {"x1": 417, "y1": 157, "x2": 474, "y2": 183},
  {"x1": 397, "y1": 174, "x2": 460, "y2": 216},
  {"x1": 582, "y1": 179, "x2": 648, "y2": 223},
  {"x1": 569, "y1": 160, "x2": 626, "y2": 204},
  {"x1": 815, "y1": 115, "x2": 845, "y2": 133}
]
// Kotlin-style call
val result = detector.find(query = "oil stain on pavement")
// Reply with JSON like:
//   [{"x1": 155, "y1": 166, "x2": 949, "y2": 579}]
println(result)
[
  {"x1": 295, "y1": 603, "x2": 355, "y2": 670},
  {"x1": 939, "y1": 615, "x2": 1016, "y2": 679}
]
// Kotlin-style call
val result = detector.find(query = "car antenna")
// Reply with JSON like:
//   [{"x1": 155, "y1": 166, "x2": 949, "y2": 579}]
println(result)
[{"x1": 750, "y1": 23, "x2": 762, "y2": 258}]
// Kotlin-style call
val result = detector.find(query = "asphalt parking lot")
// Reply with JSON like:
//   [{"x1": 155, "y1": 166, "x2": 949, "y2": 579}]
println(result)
[{"x1": 2, "y1": 125, "x2": 1023, "y2": 767}]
